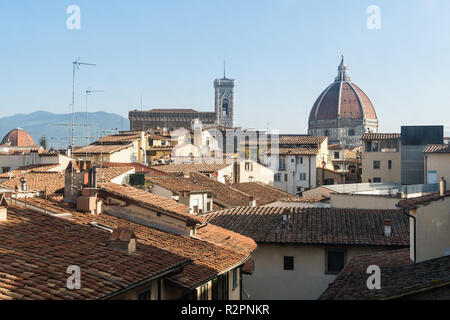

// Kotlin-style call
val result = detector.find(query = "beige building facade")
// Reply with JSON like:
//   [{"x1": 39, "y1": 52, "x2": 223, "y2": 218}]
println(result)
[
  {"x1": 424, "y1": 145, "x2": 450, "y2": 184},
  {"x1": 361, "y1": 133, "x2": 401, "y2": 184}
]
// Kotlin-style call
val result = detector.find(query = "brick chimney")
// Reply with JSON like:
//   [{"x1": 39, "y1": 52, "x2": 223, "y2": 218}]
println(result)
[
  {"x1": 440, "y1": 177, "x2": 447, "y2": 196},
  {"x1": 107, "y1": 227, "x2": 137, "y2": 254},
  {"x1": 384, "y1": 219, "x2": 392, "y2": 237},
  {"x1": 19, "y1": 177, "x2": 27, "y2": 191},
  {"x1": 249, "y1": 196, "x2": 256, "y2": 207},
  {"x1": 0, "y1": 193, "x2": 8, "y2": 222}
]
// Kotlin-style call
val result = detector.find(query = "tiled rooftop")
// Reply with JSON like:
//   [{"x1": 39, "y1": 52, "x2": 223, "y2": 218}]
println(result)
[
  {"x1": 5, "y1": 196, "x2": 256, "y2": 291},
  {"x1": 278, "y1": 135, "x2": 327, "y2": 145},
  {"x1": 319, "y1": 249, "x2": 450, "y2": 300},
  {"x1": 424, "y1": 144, "x2": 450, "y2": 153},
  {"x1": 203, "y1": 207, "x2": 409, "y2": 246},
  {"x1": 73, "y1": 144, "x2": 132, "y2": 155},
  {"x1": 99, "y1": 162, "x2": 162, "y2": 174},
  {"x1": 154, "y1": 162, "x2": 231, "y2": 173},
  {"x1": 0, "y1": 205, "x2": 191, "y2": 300},
  {"x1": 361, "y1": 133, "x2": 401, "y2": 140},
  {"x1": 96, "y1": 132, "x2": 142, "y2": 144},
  {"x1": 99, "y1": 182, "x2": 202, "y2": 224},
  {"x1": 397, "y1": 191, "x2": 450, "y2": 209},
  {"x1": 182, "y1": 173, "x2": 252, "y2": 207},
  {"x1": 231, "y1": 182, "x2": 296, "y2": 205},
  {"x1": 146, "y1": 175, "x2": 212, "y2": 194},
  {"x1": 0, "y1": 171, "x2": 65, "y2": 194}
]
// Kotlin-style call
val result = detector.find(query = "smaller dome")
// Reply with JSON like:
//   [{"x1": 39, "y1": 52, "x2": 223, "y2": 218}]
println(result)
[{"x1": 1, "y1": 128, "x2": 36, "y2": 147}]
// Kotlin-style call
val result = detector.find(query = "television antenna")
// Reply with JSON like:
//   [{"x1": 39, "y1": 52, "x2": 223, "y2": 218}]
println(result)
[
  {"x1": 85, "y1": 89, "x2": 104, "y2": 147},
  {"x1": 70, "y1": 59, "x2": 96, "y2": 198}
]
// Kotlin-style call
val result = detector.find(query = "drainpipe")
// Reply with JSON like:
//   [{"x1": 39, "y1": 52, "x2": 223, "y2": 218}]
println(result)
[
  {"x1": 308, "y1": 155, "x2": 311, "y2": 189},
  {"x1": 402, "y1": 208, "x2": 416, "y2": 264}
]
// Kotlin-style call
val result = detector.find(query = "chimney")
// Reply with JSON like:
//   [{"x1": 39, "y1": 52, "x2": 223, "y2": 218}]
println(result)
[
  {"x1": 92, "y1": 167, "x2": 98, "y2": 189},
  {"x1": 107, "y1": 227, "x2": 137, "y2": 254},
  {"x1": 440, "y1": 177, "x2": 447, "y2": 196},
  {"x1": 0, "y1": 194, "x2": 8, "y2": 222},
  {"x1": 19, "y1": 177, "x2": 27, "y2": 191},
  {"x1": 249, "y1": 196, "x2": 256, "y2": 207},
  {"x1": 384, "y1": 219, "x2": 392, "y2": 237}
]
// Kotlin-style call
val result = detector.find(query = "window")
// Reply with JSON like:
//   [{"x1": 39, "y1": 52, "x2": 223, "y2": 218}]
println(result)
[
  {"x1": 365, "y1": 141, "x2": 372, "y2": 152},
  {"x1": 274, "y1": 173, "x2": 281, "y2": 182},
  {"x1": 2, "y1": 167, "x2": 10, "y2": 173},
  {"x1": 199, "y1": 284, "x2": 209, "y2": 300},
  {"x1": 222, "y1": 99, "x2": 229, "y2": 116},
  {"x1": 388, "y1": 160, "x2": 392, "y2": 170},
  {"x1": 428, "y1": 170, "x2": 438, "y2": 184},
  {"x1": 284, "y1": 174, "x2": 288, "y2": 182},
  {"x1": 232, "y1": 269, "x2": 238, "y2": 290},
  {"x1": 291, "y1": 158, "x2": 295, "y2": 163},
  {"x1": 373, "y1": 160, "x2": 380, "y2": 169},
  {"x1": 138, "y1": 289, "x2": 152, "y2": 300},
  {"x1": 279, "y1": 158, "x2": 286, "y2": 170},
  {"x1": 295, "y1": 156, "x2": 303, "y2": 165},
  {"x1": 299, "y1": 173, "x2": 306, "y2": 181},
  {"x1": 284, "y1": 256, "x2": 294, "y2": 270},
  {"x1": 245, "y1": 161, "x2": 252, "y2": 171},
  {"x1": 324, "y1": 130, "x2": 329, "y2": 137},
  {"x1": 325, "y1": 249, "x2": 346, "y2": 275},
  {"x1": 334, "y1": 152, "x2": 340, "y2": 159},
  {"x1": 373, "y1": 177, "x2": 381, "y2": 183},
  {"x1": 348, "y1": 129, "x2": 355, "y2": 136}
]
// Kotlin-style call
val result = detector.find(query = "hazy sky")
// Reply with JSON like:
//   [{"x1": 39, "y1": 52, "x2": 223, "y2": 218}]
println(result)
[{"x1": 0, "y1": 0, "x2": 449, "y2": 135}]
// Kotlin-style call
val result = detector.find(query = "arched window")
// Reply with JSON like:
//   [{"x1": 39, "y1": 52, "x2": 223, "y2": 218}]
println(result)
[
  {"x1": 222, "y1": 99, "x2": 229, "y2": 116},
  {"x1": 324, "y1": 130, "x2": 329, "y2": 137}
]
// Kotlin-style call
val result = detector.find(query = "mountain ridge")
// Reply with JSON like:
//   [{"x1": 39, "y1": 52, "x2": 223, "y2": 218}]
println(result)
[{"x1": 0, "y1": 111, "x2": 129, "y2": 149}]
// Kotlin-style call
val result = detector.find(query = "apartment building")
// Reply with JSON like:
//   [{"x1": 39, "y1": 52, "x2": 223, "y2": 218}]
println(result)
[
  {"x1": 361, "y1": 133, "x2": 401, "y2": 184},
  {"x1": 204, "y1": 206, "x2": 409, "y2": 300},
  {"x1": 424, "y1": 144, "x2": 450, "y2": 184}
]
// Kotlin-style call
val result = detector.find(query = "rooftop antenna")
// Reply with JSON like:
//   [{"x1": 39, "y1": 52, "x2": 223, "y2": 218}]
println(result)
[
  {"x1": 223, "y1": 60, "x2": 226, "y2": 78},
  {"x1": 85, "y1": 88, "x2": 104, "y2": 149},
  {"x1": 70, "y1": 59, "x2": 96, "y2": 198}
]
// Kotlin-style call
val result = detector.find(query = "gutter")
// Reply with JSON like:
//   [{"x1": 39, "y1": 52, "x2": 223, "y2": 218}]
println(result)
[{"x1": 402, "y1": 208, "x2": 416, "y2": 264}]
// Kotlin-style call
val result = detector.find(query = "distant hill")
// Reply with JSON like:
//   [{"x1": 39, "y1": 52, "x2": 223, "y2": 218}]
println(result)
[{"x1": 0, "y1": 111, "x2": 129, "y2": 149}]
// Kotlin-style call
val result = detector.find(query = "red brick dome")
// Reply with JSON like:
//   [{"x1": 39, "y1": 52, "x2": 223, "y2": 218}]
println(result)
[
  {"x1": 1, "y1": 128, "x2": 36, "y2": 147},
  {"x1": 309, "y1": 56, "x2": 377, "y2": 121}
]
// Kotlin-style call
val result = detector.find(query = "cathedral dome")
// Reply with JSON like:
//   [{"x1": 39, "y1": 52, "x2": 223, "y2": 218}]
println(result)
[
  {"x1": 309, "y1": 56, "x2": 377, "y2": 122},
  {"x1": 1, "y1": 128, "x2": 36, "y2": 147}
]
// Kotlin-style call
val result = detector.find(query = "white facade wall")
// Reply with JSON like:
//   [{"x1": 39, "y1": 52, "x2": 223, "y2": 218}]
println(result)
[
  {"x1": 238, "y1": 160, "x2": 274, "y2": 184},
  {"x1": 273, "y1": 155, "x2": 317, "y2": 195}
]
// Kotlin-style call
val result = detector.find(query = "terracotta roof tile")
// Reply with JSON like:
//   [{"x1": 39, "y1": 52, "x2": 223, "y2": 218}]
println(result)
[
  {"x1": 73, "y1": 144, "x2": 132, "y2": 155},
  {"x1": 13, "y1": 197, "x2": 256, "y2": 290},
  {"x1": 204, "y1": 207, "x2": 409, "y2": 246},
  {"x1": 424, "y1": 144, "x2": 450, "y2": 153},
  {"x1": 154, "y1": 163, "x2": 231, "y2": 173},
  {"x1": 231, "y1": 182, "x2": 296, "y2": 205},
  {"x1": 278, "y1": 135, "x2": 327, "y2": 145},
  {"x1": 1, "y1": 128, "x2": 36, "y2": 147},
  {"x1": 99, "y1": 182, "x2": 202, "y2": 224},
  {"x1": 0, "y1": 205, "x2": 191, "y2": 300},
  {"x1": 320, "y1": 249, "x2": 450, "y2": 300},
  {"x1": 397, "y1": 191, "x2": 450, "y2": 209},
  {"x1": 361, "y1": 133, "x2": 401, "y2": 140}
]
